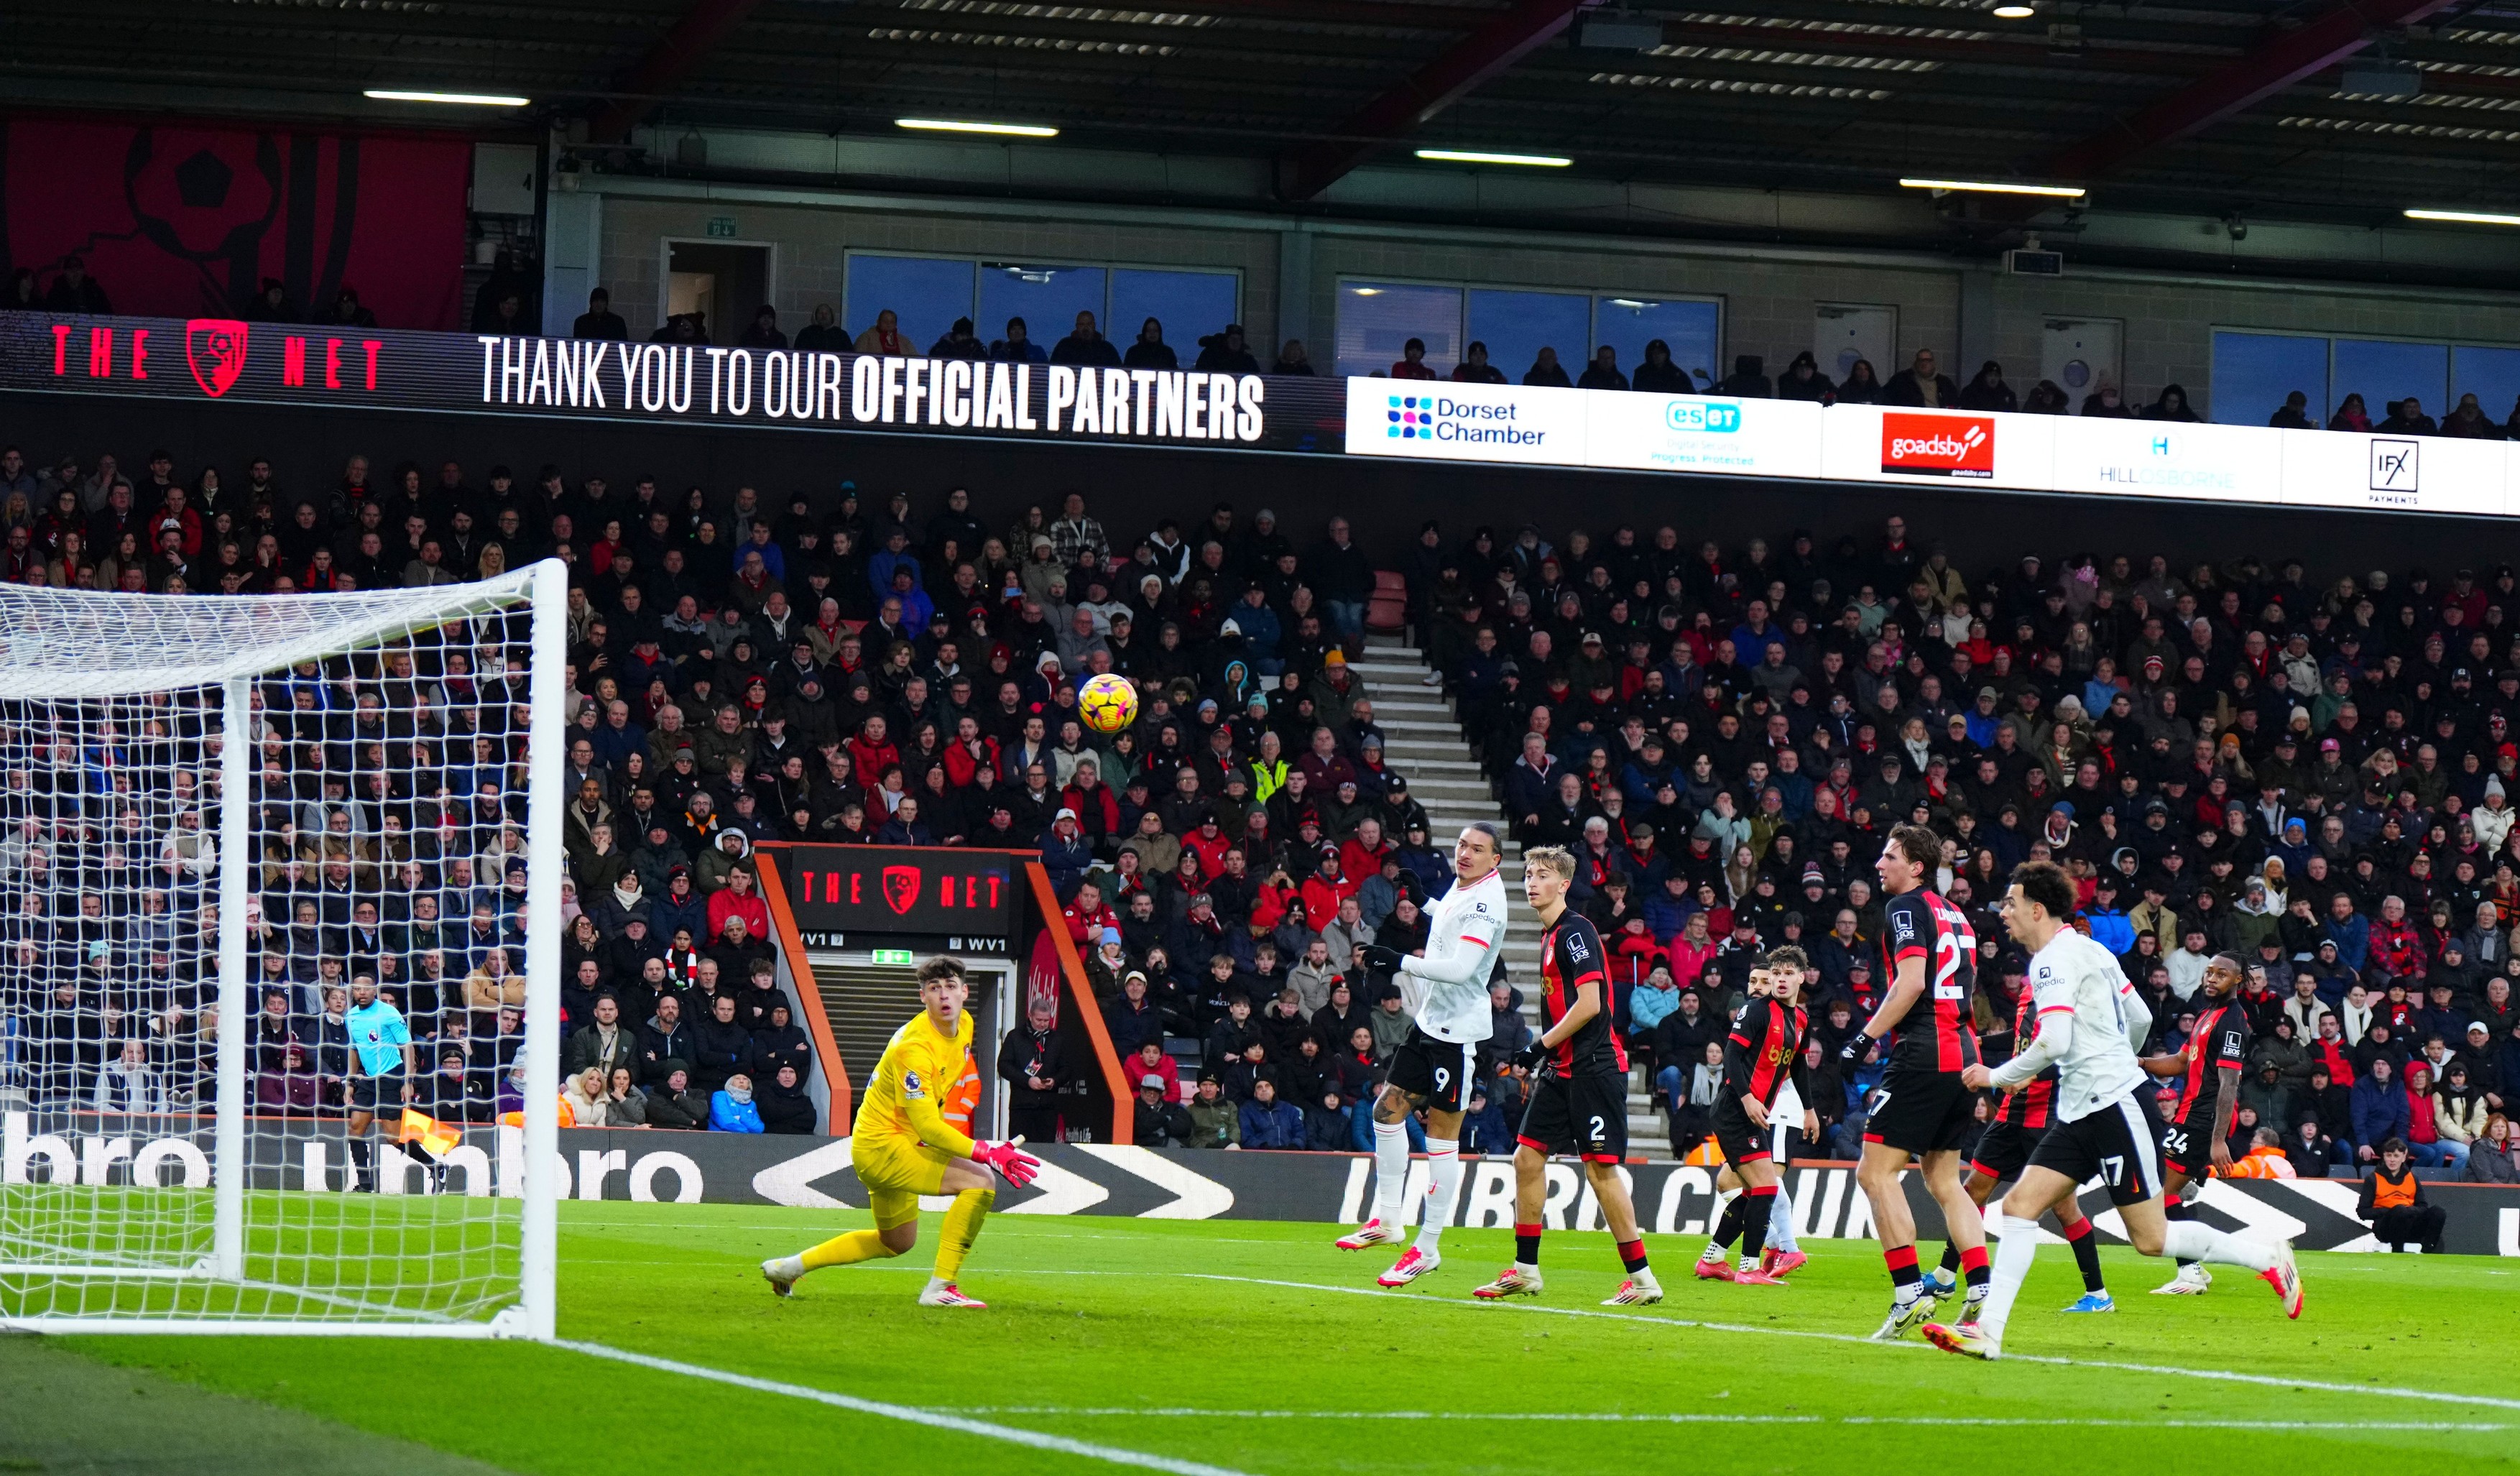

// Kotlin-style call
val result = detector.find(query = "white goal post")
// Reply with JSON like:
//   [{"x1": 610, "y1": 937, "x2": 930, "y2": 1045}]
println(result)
[{"x1": 0, "y1": 561, "x2": 563, "y2": 1337}]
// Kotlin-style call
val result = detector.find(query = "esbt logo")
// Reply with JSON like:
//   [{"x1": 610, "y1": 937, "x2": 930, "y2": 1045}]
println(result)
[
  {"x1": 1880, "y1": 412, "x2": 1995, "y2": 479},
  {"x1": 1664, "y1": 400, "x2": 1742, "y2": 433}
]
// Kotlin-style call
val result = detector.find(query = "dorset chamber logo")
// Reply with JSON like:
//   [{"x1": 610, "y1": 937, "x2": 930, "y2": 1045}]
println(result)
[
  {"x1": 1387, "y1": 395, "x2": 1431, "y2": 438},
  {"x1": 1880, "y1": 412, "x2": 1995, "y2": 478},
  {"x1": 1664, "y1": 400, "x2": 1742, "y2": 433}
]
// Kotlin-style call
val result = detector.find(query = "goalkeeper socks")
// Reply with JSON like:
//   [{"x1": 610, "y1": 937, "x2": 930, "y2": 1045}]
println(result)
[
  {"x1": 2059, "y1": 1214, "x2": 2107, "y2": 1293},
  {"x1": 1766, "y1": 1188, "x2": 1799, "y2": 1255},
  {"x1": 1737, "y1": 1184, "x2": 1776, "y2": 1270},
  {"x1": 2165, "y1": 1192, "x2": 2198, "y2": 1268},
  {"x1": 933, "y1": 1187, "x2": 997, "y2": 1281},
  {"x1": 2160, "y1": 1220, "x2": 2277, "y2": 1273},
  {"x1": 1371, "y1": 1120, "x2": 1411, "y2": 1227},
  {"x1": 799, "y1": 1230, "x2": 892, "y2": 1272},
  {"x1": 1974, "y1": 1214, "x2": 2041, "y2": 1343},
  {"x1": 1416, "y1": 1138, "x2": 1462, "y2": 1252},
  {"x1": 1515, "y1": 1222, "x2": 1543, "y2": 1268}
]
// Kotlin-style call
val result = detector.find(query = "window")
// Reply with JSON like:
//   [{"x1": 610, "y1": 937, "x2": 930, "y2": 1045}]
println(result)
[
  {"x1": 1466, "y1": 289, "x2": 1588, "y2": 384},
  {"x1": 2208, "y1": 331, "x2": 2328, "y2": 427},
  {"x1": 1334, "y1": 282, "x2": 1462, "y2": 377},
  {"x1": 2332, "y1": 338, "x2": 2448, "y2": 423},
  {"x1": 844, "y1": 254, "x2": 975, "y2": 354},
  {"x1": 977, "y1": 263, "x2": 1108, "y2": 352},
  {"x1": 2452, "y1": 346, "x2": 2520, "y2": 427},
  {"x1": 1110, "y1": 269, "x2": 1239, "y2": 360},
  {"x1": 1592, "y1": 296, "x2": 1720, "y2": 387}
]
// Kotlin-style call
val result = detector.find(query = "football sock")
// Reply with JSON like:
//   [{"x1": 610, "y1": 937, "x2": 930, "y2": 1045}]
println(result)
[
  {"x1": 2160, "y1": 1220, "x2": 2278, "y2": 1273},
  {"x1": 2059, "y1": 1214, "x2": 2107, "y2": 1294},
  {"x1": 1372, "y1": 1120, "x2": 1411, "y2": 1226},
  {"x1": 1515, "y1": 1222, "x2": 1543, "y2": 1269},
  {"x1": 1737, "y1": 1184, "x2": 1777, "y2": 1270},
  {"x1": 1706, "y1": 1196, "x2": 1746, "y2": 1255},
  {"x1": 1416, "y1": 1138, "x2": 1462, "y2": 1252},
  {"x1": 2165, "y1": 1193, "x2": 2198, "y2": 1269},
  {"x1": 1766, "y1": 1189, "x2": 1800, "y2": 1255},
  {"x1": 932, "y1": 1187, "x2": 996, "y2": 1281},
  {"x1": 799, "y1": 1229, "x2": 891, "y2": 1272},
  {"x1": 1884, "y1": 1243, "x2": 1924, "y2": 1301},
  {"x1": 346, "y1": 1136, "x2": 374, "y2": 1192},
  {"x1": 1617, "y1": 1238, "x2": 1649, "y2": 1274},
  {"x1": 1975, "y1": 1214, "x2": 2041, "y2": 1342},
  {"x1": 1936, "y1": 1241, "x2": 1962, "y2": 1276},
  {"x1": 1961, "y1": 1243, "x2": 1991, "y2": 1296}
]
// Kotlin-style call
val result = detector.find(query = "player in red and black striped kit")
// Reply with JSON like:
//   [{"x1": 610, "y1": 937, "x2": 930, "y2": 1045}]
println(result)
[
  {"x1": 1696, "y1": 947, "x2": 1815, "y2": 1286},
  {"x1": 1921, "y1": 972, "x2": 2115, "y2": 1311},
  {"x1": 1471, "y1": 846, "x2": 1660, "y2": 1306},
  {"x1": 1837, "y1": 824, "x2": 1990, "y2": 1340},
  {"x1": 2139, "y1": 951, "x2": 2253, "y2": 1296}
]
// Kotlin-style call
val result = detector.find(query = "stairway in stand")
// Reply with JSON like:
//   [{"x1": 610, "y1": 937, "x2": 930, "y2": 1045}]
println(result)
[{"x1": 1349, "y1": 632, "x2": 1672, "y2": 1162}]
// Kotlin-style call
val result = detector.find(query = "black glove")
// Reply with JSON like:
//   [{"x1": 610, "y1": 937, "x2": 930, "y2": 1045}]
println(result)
[
  {"x1": 1510, "y1": 1042, "x2": 1549, "y2": 1074},
  {"x1": 1839, "y1": 1033, "x2": 1874, "y2": 1066},
  {"x1": 1358, "y1": 945, "x2": 1405, "y2": 974}
]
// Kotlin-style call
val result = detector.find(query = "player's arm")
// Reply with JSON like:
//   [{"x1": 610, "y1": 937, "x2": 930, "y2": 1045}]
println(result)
[
  {"x1": 1392, "y1": 903, "x2": 1503, "y2": 988},
  {"x1": 2138, "y1": 1043, "x2": 2193, "y2": 1077},
  {"x1": 2205, "y1": 1061, "x2": 2243, "y2": 1173},
  {"x1": 1790, "y1": 1024, "x2": 1819, "y2": 1136},
  {"x1": 1541, "y1": 978, "x2": 1602, "y2": 1046},
  {"x1": 1845, "y1": 950, "x2": 1925, "y2": 1064},
  {"x1": 2118, "y1": 978, "x2": 2155, "y2": 1054},
  {"x1": 1985, "y1": 1004, "x2": 2074, "y2": 1092},
  {"x1": 1725, "y1": 1005, "x2": 1770, "y2": 1129}
]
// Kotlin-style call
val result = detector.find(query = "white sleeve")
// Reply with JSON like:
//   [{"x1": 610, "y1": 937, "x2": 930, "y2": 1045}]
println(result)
[
  {"x1": 1401, "y1": 893, "x2": 1503, "y2": 989},
  {"x1": 2118, "y1": 976, "x2": 2154, "y2": 1051},
  {"x1": 1992, "y1": 1007, "x2": 2074, "y2": 1089}
]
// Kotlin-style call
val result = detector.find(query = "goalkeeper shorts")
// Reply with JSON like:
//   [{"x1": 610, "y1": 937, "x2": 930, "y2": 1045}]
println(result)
[{"x1": 854, "y1": 1138, "x2": 956, "y2": 1230}]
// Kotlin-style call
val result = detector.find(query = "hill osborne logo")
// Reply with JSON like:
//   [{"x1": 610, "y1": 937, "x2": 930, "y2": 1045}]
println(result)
[
  {"x1": 185, "y1": 319, "x2": 250, "y2": 397},
  {"x1": 1880, "y1": 412, "x2": 1995, "y2": 479}
]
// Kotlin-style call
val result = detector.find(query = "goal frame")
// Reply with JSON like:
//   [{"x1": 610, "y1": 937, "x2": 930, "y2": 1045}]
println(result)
[{"x1": 0, "y1": 561, "x2": 566, "y2": 1339}]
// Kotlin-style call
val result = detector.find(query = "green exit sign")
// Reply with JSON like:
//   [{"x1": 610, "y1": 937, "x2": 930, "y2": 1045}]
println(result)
[
  {"x1": 871, "y1": 948, "x2": 915, "y2": 966},
  {"x1": 706, "y1": 216, "x2": 737, "y2": 238}
]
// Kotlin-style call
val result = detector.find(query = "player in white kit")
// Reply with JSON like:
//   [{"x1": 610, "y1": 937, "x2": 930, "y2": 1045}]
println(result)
[
  {"x1": 1336, "y1": 823, "x2": 1509, "y2": 1286},
  {"x1": 1923, "y1": 862, "x2": 2303, "y2": 1360}
]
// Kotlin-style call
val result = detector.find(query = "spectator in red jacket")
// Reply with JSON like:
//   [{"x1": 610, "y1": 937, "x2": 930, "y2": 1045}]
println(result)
[
  {"x1": 2368, "y1": 894, "x2": 2428, "y2": 984},
  {"x1": 1300, "y1": 852, "x2": 1359, "y2": 934},
  {"x1": 705, "y1": 865, "x2": 770, "y2": 941}
]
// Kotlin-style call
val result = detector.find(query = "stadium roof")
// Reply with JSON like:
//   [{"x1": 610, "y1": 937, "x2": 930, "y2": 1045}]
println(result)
[{"x1": 17, "y1": 0, "x2": 2520, "y2": 227}]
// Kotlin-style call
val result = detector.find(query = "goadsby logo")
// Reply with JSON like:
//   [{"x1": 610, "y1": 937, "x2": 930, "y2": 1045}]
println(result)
[
  {"x1": 1880, "y1": 412, "x2": 1995, "y2": 479},
  {"x1": 184, "y1": 318, "x2": 249, "y2": 397},
  {"x1": 1664, "y1": 400, "x2": 1742, "y2": 433},
  {"x1": 1385, "y1": 395, "x2": 1430, "y2": 438}
]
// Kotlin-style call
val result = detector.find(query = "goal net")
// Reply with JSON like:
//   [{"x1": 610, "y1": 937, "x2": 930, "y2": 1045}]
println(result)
[{"x1": 0, "y1": 563, "x2": 563, "y2": 1337}]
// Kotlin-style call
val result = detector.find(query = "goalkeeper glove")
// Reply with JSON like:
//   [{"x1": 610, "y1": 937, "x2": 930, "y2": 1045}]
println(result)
[
  {"x1": 1357, "y1": 944, "x2": 1405, "y2": 975},
  {"x1": 1838, "y1": 1033, "x2": 1874, "y2": 1067},
  {"x1": 973, "y1": 1140, "x2": 1043, "y2": 1188}
]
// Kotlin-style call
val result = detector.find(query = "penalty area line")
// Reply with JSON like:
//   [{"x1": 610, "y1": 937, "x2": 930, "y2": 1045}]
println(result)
[
  {"x1": 1186, "y1": 1274, "x2": 2520, "y2": 1415},
  {"x1": 946, "y1": 1409, "x2": 2516, "y2": 1433},
  {"x1": 554, "y1": 1339, "x2": 1256, "y2": 1476}
]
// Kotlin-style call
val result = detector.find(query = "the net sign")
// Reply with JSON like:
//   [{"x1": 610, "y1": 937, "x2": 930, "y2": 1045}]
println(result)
[{"x1": 1881, "y1": 412, "x2": 1995, "y2": 478}]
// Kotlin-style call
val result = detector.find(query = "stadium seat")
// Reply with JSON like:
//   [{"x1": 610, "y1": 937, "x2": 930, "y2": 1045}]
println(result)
[{"x1": 1365, "y1": 568, "x2": 1408, "y2": 634}]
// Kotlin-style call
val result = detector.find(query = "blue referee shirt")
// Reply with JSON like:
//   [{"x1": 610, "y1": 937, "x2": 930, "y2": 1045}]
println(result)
[{"x1": 346, "y1": 998, "x2": 412, "y2": 1076}]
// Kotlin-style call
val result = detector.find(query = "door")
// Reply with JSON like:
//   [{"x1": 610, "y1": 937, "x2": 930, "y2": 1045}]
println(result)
[
  {"x1": 1814, "y1": 303, "x2": 1896, "y2": 384},
  {"x1": 2041, "y1": 318, "x2": 2122, "y2": 400},
  {"x1": 663, "y1": 240, "x2": 772, "y2": 346}
]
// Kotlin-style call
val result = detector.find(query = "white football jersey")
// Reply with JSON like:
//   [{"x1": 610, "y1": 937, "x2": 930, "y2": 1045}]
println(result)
[
  {"x1": 2008, "y1": 929, "x2": 2148, "y2": 1122},
  {"x1": 1400, "y1": 866, "x2": 1508, "y2": 1043}
]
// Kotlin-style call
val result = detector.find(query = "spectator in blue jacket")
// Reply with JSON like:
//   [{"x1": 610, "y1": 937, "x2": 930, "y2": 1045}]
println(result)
[
  {"x1": 2324, "y1": 890, "x2": 2371, "y2": 974},
  {"x1": 1642, "y1": 872, "x2": 1695, "y2": 945},
  {"x1": 1039, "y1": 808, "x2": 1094, "y2": 897},
  {"x1": 710, "y1": 1072, "x2": 765, "y2": 1133},
  {"x1": 2084, "y1": 875, "x2": 2136, "y2": 954},
  {"x1": 2349, "y1": 1055, "x2": 2410, "y2": 1163},
  {"x1": 1238, "y1": 1077, "x2": 1304, "y2": 1148}
]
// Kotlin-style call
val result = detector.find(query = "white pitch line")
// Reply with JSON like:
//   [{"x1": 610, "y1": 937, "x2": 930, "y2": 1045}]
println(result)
[
  {"x1": 555, "y1": 1339, "x2": 1256, "y2": 1476},
  {"x1": 1186, "y1": 1273, "x2": 2520, "y2": 1414},
  {"x1": 947, "y1": 1408, "x2": 2516, "y2": 1433}
]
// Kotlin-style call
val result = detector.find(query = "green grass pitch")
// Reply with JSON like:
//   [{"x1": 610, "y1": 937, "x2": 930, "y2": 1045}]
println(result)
[{"x1": 11, "y1": 1202, "x2": 2520, "y2": 1475}]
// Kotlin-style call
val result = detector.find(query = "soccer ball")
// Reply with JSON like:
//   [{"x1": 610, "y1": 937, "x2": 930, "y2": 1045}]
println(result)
[{"x1": 1078, "y1": 673, "x2": 1140, "y2": 733}]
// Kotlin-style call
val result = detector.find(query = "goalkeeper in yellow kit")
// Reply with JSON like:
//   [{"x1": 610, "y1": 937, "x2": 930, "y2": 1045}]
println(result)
[{"x1": 761, "y1": 956, "x2": 1042, "y2": 1309}]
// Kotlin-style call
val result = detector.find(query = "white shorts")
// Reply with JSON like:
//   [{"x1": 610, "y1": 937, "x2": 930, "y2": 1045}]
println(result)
[{"x1": 1769, "y1": 1081, "x2": 1804, "y2": 1158}]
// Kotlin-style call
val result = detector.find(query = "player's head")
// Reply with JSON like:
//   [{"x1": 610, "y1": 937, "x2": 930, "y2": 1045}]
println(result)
[
  {"x1": 1877, "y1": 822, "x2": 1940, "y2": 894},
  {"x1": 1454, "y1": 821, "x2": 1503, "y2": 882},
  {"x1": 917, "y1": 955, "x2": 969, "y2": 1023},
  {"x1": 2202, "y1": 951, "x2": 2247, "y2": 999},
  {"x1": 2000, "y1": 859, "x2": 2076, "y2": 946},
  {"x1": 1522, "y1": 845, "x2": 1573, "y2": 908},
  {"x1": 1759, "y1": 944, "x2": 1811, "y2": 1004}
]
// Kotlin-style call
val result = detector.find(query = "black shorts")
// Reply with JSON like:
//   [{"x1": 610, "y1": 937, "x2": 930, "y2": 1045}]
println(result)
[
  {"x1": 1518, "y1": 1071, "x2": 1628, "y2": 1163},
  {"x1": 1968, "y1": 1118, "x2": 2044, "y2": 1182},
  {"x1": 349, "y1": 1071, "x2": 406, "y2": 1113},
  {"x1": 2161, "y1": 1115, "x2": 2217, "y2": 1183},
  {"x1": 1386, "y1": 1028, "x2": 1479, "y2": 1115},
  {"x1": 1863, "y1": 1065, "x2": 1976, "y2": 1156},
  {"x1": 1709, "y1": 1099, "x2": 1773, "y2": 1168},
  {"x1": 2027, "y1": 1094, "x2": 2164, "y2": 1208}
]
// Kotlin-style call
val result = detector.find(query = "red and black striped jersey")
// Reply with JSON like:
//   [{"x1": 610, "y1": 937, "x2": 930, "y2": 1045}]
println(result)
[
  {"x1": 1539, "y1": 913, "x2": 1626, "y2": 1076},
  {"x1": 2174, "y1": 998, "x2": 2253, "y2": 1130},
  {"x1": 1723, "y1": 996, "x2": 1806, "y2": 1110},
  {"x1": 1995, "y1": 982, "x2": 2056, "y2": 1130},
  {"x1": 1879, "y1": 887, "x2": 1981, "y2": 1074}
]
